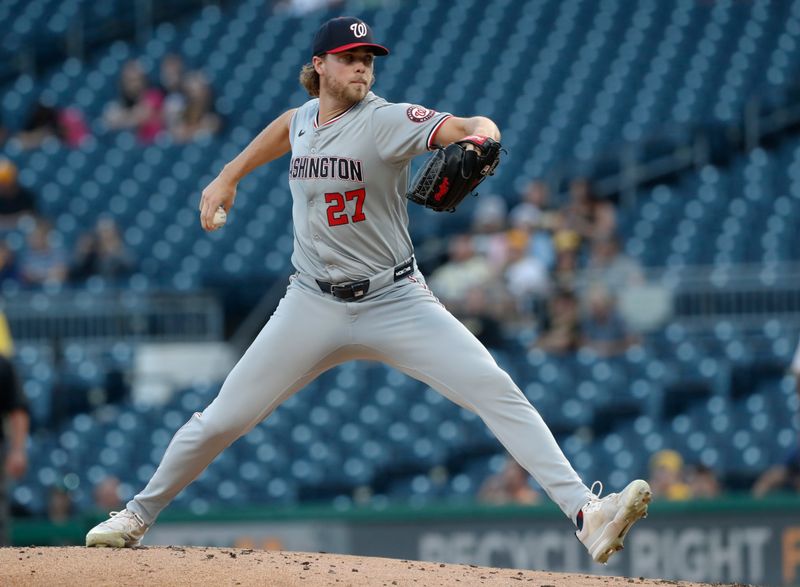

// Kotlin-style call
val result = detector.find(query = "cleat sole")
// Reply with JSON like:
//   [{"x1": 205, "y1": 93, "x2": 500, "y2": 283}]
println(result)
[
  {"x1": 86, "y1": 533, "x2": 126, "y2": 548},
  {"x1": 590, "y1": 480, "x2": 651, "y2": 564}
]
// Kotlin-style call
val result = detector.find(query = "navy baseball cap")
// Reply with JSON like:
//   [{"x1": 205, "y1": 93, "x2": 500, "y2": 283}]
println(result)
[{"x1": 312, "y1": 17, "x2": 389, "y2": 58}]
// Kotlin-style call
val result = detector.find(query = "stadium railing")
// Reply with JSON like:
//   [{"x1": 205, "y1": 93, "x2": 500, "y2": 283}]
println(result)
[{"x1": 3, "y1": 290, "x2": 224, "y2": 343}]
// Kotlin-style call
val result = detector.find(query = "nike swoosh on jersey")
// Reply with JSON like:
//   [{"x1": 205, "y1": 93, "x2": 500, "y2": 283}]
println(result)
[{"x1": 298, "y1": 129, "x2": 306, "y2": 136}]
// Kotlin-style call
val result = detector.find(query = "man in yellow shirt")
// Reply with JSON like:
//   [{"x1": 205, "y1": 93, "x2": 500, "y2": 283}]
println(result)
[
  {"x1": 648, "y1": 449, "x2": 692, "y2": 501},
  {"x1": 0, "y1": 310, "x2": 29, "y2": 545}
]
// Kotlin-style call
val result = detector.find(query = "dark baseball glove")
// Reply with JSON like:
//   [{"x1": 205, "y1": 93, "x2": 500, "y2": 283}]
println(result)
[{"x1": 406, "y1": 135, "x2": 502, "y2": 213}]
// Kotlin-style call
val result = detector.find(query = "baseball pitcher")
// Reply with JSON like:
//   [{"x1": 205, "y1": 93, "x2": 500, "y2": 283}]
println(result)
[{"x1": 87, "y1": 17, "x2": 650, "y2": 564}]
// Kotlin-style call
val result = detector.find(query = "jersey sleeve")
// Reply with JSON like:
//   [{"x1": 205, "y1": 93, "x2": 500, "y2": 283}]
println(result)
[
  {"x1": 289, "y1": 101, "x2": 314, "y2": 150},
  {"x1": 372, "y1": 102, "x2": 452, "y2": 165},
  {"x1": 288, "y1": 110, "x2": 297, "y2": 150}
]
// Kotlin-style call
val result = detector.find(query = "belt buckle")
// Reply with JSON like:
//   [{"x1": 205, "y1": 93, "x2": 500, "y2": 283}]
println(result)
[{"x1": 331, "y1": 279, "x2": 370, "y2": 301}]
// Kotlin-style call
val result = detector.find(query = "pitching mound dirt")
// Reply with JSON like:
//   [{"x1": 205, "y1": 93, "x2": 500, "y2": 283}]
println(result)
[{"x1": 1, "y1": 546, "x2": 728, "y2": 586}]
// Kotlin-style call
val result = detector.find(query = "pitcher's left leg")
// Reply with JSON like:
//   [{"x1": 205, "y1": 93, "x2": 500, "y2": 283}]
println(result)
[{"x1": 360, "y1": 278, "x2": 592, "y2": 520}]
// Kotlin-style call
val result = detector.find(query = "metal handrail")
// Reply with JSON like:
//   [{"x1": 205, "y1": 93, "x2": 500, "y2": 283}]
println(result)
[
  {"x1": 3, "y1": 289, "x2": 224, "y2": 343},
  {"x1": 550, "y1": 85, "x2": 800, "y2": 208}
]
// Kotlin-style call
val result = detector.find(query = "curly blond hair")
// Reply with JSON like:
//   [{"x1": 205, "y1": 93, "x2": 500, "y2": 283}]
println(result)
[{"x1": 299, "y1": 63, "x2": 320, "y2": 98}]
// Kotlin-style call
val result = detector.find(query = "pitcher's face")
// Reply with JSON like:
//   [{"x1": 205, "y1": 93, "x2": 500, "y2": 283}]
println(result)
[{"x1": 317, "y1": 48, "x2": 375, "y2": 104}]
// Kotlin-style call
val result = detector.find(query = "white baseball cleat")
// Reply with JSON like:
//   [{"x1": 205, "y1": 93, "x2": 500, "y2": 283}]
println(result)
[
  {"x1": 85, "y1": 509, "x2": 149, "y2": 548},
  {"x1": 576, "y1": 479, "x2": 651, "y2": 564}
]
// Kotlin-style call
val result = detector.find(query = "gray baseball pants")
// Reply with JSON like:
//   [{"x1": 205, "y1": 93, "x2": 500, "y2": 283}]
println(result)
[{"x1": 127, "y1": 271, "x2": 592, "y2": 525}]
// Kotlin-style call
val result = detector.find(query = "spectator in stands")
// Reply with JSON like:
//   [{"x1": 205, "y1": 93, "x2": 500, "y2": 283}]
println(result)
[
  {"x1": 580, "y1": 284, "x2": 637, "y2": 357},
  {"x1": 15, "y1": 94, "x2": 62, "y2": 150},
  {"x1": 69, "y1": 216, "x2": 135, "y2": 283},
  {"x1": 428, "y1": 234, "x2": 492, "y2": 310},
  {"x1": 12, "y1": 92, "x2": 89, "y2": 150},
  {"x1": 535, "y1": 287, "x2": 581, "y2": 354},
  {"x1": 550, "y1": 229, "x2": 581, "y2": 292},
  {"x1": 103, "y1": 59, "x2": 164, "y2": 144},
  {"x1": 0, "y1": 311, "x2": 13, "y2": 358},
  {"x1": 0, "y1": 241, "x2": 19, "y2": 286},
  {"x1": 560, "y1": 177, "x2": 616, "y2": 243},
  {"x1": 752, "y1": 336, "x2": 800, "y2": 497},
  {"x1": 503, "y1": 228, "x2": 550, "y2": 312},
  {"x1": 470, "y1": 195, "x2": 510, "y2": 273},
  {"x1": 47, "y1": 485, "x2": 73, "y2": 523},
  {"x1": 458, "y1": 286, "x2": 507, "y2": 350},
  {"x1": 0, "y1": 319, "x2": 29, "y2": 545},
  {"x1": 170, "y1": 72, "x2": 222, "y2": 144},
  {"x1": 93, "y1": 476, "x2": 123, "y2": 512},
  {"x1": 158, "y1": 53, "x2": 188, "y2": 132},
  {"x1": 687, "y1": 464, "x2": 722, "y2": 499},
  {"x1": 580, "y1": 235, "x2": 645, "y2": 297},
  {"x1": 509, "y1": 203, "x2": 556, "y2": 272},
  {"x1": 0, "y1": 159, "x2": 37, "y2": 230},
  {"x1": 648, "y1": 449, "x2": 691, "y2": 501},
  {"x1": 509, "y1": 179, "x2": 557, "y2": 232},
  {"x1": 478, "y1": 455, "x2": 541, "y2": 505},
  {"x1": 58, "y1": 107, "x2": 91, "y2": 149},
  {"x1": 18, "y1": 219, "x2": 68, "y2": 287},
  {"x1": 753, "y1": 449, "x2": 800, "y2": 497}
]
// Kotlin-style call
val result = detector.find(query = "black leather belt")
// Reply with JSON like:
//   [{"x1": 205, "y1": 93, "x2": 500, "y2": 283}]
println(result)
[{"x1": 316, "y1": 257, "x2": 415, "y2": 302}]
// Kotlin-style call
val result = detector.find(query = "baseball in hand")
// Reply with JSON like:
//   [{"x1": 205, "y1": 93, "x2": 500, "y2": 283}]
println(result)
[{"x1": 212, "y1": 206, "x2": 227, "y2": 228}]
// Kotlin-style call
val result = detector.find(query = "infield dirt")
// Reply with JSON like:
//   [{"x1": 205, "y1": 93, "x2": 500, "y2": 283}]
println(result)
[{"x1": 0, "y1": 546, "x2": 741, "y2": 586}]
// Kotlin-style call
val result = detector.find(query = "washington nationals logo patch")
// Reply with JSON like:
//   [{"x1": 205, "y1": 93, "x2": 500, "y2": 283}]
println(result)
[{"x1": 406, "y1": 105, "x2": 436, "y2": 123}]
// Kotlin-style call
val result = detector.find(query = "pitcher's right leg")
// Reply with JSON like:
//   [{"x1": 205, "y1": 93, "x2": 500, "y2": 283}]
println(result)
[{"x1": 87, "y1": 283, "x2": 350, "y2": 546}]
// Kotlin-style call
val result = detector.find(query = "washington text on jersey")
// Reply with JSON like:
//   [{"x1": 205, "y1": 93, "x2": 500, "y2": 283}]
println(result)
[{"x1": 289, "y1": 155, "x2": 365, "y2": 182}]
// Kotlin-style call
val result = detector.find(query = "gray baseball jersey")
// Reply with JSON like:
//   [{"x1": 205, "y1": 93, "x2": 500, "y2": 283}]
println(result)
[
  {"x1": 124, "y1": 92, "x2": 594, "y2": 535},
  {"x1": 288, "y1": 92, "x2": 450, "y2": 282}
]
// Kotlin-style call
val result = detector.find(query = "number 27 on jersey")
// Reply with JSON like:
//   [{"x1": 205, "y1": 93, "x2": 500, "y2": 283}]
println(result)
[{"x1": 325, "y1": 188, "x2": 366, "y2": 226}]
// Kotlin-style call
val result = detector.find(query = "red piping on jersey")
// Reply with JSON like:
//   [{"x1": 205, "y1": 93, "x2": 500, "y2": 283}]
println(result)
[
  {"x1": 460, "y1": 134, "x2": 489, "y2": 145},
  {"x1": 314, "y1": 102, "x2": 359, "y2": 129},
  {"x1": 427, "y1": 114, "x2": 452, "y2": 150},
  {"x1": 407, "y1": 275, "x2": 444, "y2": 307}
]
